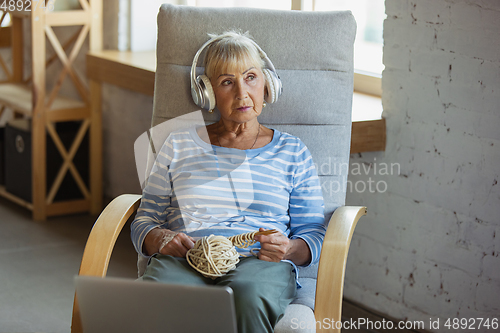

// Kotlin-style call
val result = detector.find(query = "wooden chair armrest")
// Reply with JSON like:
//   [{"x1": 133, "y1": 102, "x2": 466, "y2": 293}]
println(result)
[
  {"x1": 77, "y1": 194, "x2": 142, "y2": 276},
  {"x1": 315, "y1": 206, "x2": 367, "y2": 333},
  {"x1": 71, "y1": 194, "x2": 141, "y2": 333}
]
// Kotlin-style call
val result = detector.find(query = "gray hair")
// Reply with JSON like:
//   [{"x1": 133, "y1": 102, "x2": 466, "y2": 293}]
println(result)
[{"x1": 203, "y1": 30, "x2": 266, "y2": 79}]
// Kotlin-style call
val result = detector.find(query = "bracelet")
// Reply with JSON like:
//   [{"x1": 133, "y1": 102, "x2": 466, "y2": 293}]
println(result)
[{"x1": 159, "y1": 232, "x2": 178, "y2": 253}]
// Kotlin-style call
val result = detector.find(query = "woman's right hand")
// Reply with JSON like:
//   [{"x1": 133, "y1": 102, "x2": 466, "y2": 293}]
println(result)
[{"x1": 143, "y1": 228, "x2": 195, "y2": 258}]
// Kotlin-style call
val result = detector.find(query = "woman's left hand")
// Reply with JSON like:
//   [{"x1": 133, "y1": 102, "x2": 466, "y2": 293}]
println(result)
[
  {"x1": 253, "y1": 228, "x2": 292, "y2": 262},
  {"x1": 253, "y1": 228, "x2": 312, "y2": 266}
]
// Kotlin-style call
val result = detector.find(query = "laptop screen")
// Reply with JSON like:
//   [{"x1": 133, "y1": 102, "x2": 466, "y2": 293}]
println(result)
[{"x1": 75, "y1": 276, "x2": 237, "y2": 333}]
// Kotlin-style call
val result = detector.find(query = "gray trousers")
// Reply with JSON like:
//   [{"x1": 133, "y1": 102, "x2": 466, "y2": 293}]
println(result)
[{"x1": 141, "y1": 255, "x2": 297, "y2": 333}]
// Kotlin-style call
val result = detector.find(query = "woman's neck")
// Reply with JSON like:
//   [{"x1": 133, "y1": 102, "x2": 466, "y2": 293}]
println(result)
[
  {"x1": 215, "y1": 119, "x2": 260, "y2": 149},
  {"x1": 203, "y1": 119, "x2": 275, "y2": 150},
  {"x1": 217, "y1": 119, "x2": 260, "y2": 140}
]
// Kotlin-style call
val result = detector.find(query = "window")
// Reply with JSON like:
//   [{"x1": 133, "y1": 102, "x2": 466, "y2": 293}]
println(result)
[
  {"x1": 314, "y1": 0, "x2": 385, "y2": 76},
  {"x1": 129, "y1": 0, "x2": 168, "y2": 51},
  {"x1": 1, "y1": 11, "x2": 11, "y2": 27},
  {"x1": 127, "y1": 0, "x2": 385, "y2": 95},
  {"x1": 313, "y1": 0, "x2": 385, "y2": 96}
]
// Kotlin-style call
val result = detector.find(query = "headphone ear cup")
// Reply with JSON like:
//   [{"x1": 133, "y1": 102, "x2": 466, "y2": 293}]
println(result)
[
  {"x1": 197, "y1": 75, "x2": 216, "y2": 111},
  {"x1": 262, "y1": 69, "x2": 281, "y2": 104}
]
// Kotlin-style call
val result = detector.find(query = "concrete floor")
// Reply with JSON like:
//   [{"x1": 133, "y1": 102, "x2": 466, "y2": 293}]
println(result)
[{"x1": 0, "y1": 197, "x2": 138, "y2": 333}]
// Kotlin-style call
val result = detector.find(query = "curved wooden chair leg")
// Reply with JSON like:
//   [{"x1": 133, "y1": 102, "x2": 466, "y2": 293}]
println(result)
[
  {"x1": 71, "y1": 194, "x2": 141, "y2": 333},
  {"x1": 315, "y1": 206, "x2": 367, "y2": 333}
]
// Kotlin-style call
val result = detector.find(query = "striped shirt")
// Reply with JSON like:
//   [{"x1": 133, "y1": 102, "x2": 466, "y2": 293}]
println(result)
[{"x1": 131, "y1": 126, "x2": 326, "y2": 268}]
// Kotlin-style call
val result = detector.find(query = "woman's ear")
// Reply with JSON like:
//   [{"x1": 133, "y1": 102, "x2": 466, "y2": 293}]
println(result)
[{"x1": 262, "y1": 68, "x2": 268, "y2": 96}]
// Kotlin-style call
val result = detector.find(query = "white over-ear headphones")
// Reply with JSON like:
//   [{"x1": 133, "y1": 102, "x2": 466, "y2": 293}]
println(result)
[{"x1": 190, "y1": 34, "x2": 282, "y2": 112}]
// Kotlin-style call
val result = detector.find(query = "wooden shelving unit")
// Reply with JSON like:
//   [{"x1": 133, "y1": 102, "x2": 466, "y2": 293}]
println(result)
[{"x1": 0, "y1": 0, "x2": 102, "y2": 220}]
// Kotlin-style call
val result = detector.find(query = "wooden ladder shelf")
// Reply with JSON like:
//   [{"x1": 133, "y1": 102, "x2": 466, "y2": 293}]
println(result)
[{"x1": 0, "y1": 0, "x2": 103, "y2": 220}]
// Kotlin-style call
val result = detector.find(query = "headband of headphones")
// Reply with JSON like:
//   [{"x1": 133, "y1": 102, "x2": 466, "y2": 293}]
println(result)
[{"x1": 190, "y1": 34, "x2": 282, "y2": 111}]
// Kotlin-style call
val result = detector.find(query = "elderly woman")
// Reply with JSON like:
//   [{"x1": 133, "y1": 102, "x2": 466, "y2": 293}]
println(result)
[{"x1": 131, "y1": 31, "x2": 326, "y2": 333}]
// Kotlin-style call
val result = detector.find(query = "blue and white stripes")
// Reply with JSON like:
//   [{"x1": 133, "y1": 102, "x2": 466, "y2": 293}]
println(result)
[{"x1": 131, "y1": 126, "x2": 326, "y2": 267}]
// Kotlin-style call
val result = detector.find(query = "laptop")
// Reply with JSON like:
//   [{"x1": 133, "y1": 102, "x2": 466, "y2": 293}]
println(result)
[{"x1": 75, "y1": 275, "x2": 238, "y2": 333}]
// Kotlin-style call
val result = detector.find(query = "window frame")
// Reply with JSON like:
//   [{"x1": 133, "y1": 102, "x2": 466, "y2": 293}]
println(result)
[{"x1": 354, "y1": 71, "x2": 382, "y2": 96}]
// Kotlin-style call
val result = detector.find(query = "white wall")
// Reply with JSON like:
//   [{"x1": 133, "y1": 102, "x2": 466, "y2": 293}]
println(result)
[
  {"x1": 344, "y1": 0, "x2": 500, "y2": 327},
  {"x1": 129, "y1": 0, "x2": 180, "y2": 51},
  {"x1": 130, "y1": 0, "x2": 171, "y2": 51}
]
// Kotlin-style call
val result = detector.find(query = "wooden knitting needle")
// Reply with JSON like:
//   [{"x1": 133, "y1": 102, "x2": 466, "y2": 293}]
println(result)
[{"x1": 254, "y1": 229, "x2": 279, "y2": 236}]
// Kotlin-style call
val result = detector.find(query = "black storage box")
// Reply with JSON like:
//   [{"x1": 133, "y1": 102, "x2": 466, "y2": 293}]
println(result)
[{"x1": 5, "y1": 119, "x2": 89, "y2": 202}]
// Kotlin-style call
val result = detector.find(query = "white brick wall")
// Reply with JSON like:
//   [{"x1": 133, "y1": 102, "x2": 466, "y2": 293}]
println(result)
[{"x1": 345, "y1": 0, "x2": 500, "y2": 328}]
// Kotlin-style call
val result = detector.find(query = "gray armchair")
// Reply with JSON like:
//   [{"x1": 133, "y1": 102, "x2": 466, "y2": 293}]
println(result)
[{"x1": 72, "y1": 4, "x2": 365, "y2": 333}]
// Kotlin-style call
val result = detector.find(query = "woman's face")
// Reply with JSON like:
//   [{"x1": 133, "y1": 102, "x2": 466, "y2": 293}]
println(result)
[{"x1": 211, "y1": 63, "x2": 266, "y2": 125}]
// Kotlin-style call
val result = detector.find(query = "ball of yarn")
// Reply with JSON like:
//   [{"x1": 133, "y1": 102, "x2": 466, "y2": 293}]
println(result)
[{"x1": 186, "y1": 235, "x2": 240, "y2": 279}]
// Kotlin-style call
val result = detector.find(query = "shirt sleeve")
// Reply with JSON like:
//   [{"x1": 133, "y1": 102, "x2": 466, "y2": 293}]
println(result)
[
  {"x1": 288, "y1": 141, "x2": 326, "y2": 267},
  {"x1": 130, "y1": 136, "x2": 174, "y2": 257}
]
